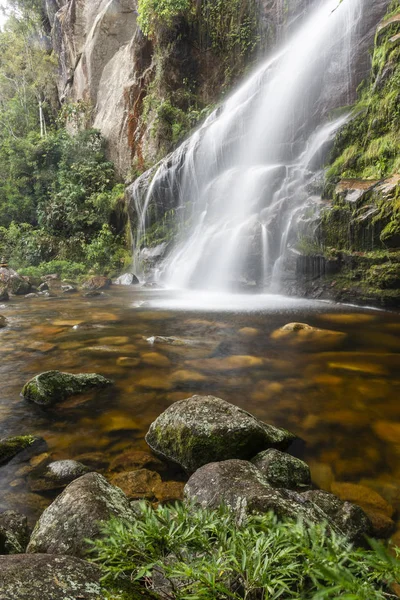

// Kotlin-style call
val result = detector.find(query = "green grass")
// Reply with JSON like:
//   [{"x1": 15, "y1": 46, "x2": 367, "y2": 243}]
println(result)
[{"x1": 90, "y1": 502, "x2": 400, "y2": 600}]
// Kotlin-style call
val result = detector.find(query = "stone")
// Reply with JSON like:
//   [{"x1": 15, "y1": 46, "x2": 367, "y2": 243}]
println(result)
[
  {"x1": 109, "y1": 450, "x2": 165, "y2": 473},
  {"x1": 373, "y1": 421, "x2": 400, "y2": 444},
  {"x1": 0, "y1": 267, "x2": 31, "y2": 296},
  {"x1": 28, "y1": 460, "x2": 92, "y2": 492},
  {"x1": 22, "y1": 370, "x2": 112, "y2": 406},
  {"x1": 0, "y1": 287, "x2": 9, "y2": 301},
  {"x1": 271, "y1": 323, "x2": 346, "y2": 346},
  {"x1": 0, "y1": 554, "x2": 102, "y2": 599},
  {"x1": 0, "y1": 436, "x2": 46, "y2": 466},
  {"x1": 146, "y1": 336, "x2": 194, "y2": 346},
  {"x1": 38, "y1": 282, "x2": 49, "y2": 292},
  {"x1": 114, "y1": 272, "x2": 139, "y2": 285},
  {"x1": 0, "y1": 315, "x2": 6, "y2": 328},
  {"x1": 82, "y1": 290, "x2": 103, "y2": 298},
  {"x1": 27, "y1": 473, "x2": 134, "y2": 557},
  {"x1": 156, "y1": 481, "x2": 185, "y2": 503},
  {"x1": 24, "y1": 293, "x2": 39, "y2": 299},
  {"x1": 185, "y1": 355, "x2": 264, "y2": 371},
  {"x1": 74, "y1": 452, "x2": 110, "y2": 471},
  {"x1": 146, "y1": 396, "x2": 297, "y2": 474},
  {"x1": 61, "y1": 284, "x2": 77, "y2": 294},
  {"x1": 184, "y1": 460, "x2": 326, "y2": 524},
  {"x1": 251, "y1": 449, "x2": 312, "y2": 490},
  {"x1": 301, "y1": 490, "x2": 372, "y2": 544},
  {"x1": 0, "y1": 511, "x2": 30, "y2": 554},
  {"x1": 141, "y1": 352, "x2": 171, "y2": 367},
  {"x1": 81, "y1": 276, "x2": 111, "y2": 291},
  {"x1": 110, "y1": 469, "x2": 162, "y2": 500}
]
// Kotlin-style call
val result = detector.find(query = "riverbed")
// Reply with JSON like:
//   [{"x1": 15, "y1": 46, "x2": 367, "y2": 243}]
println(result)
[{"x1": 1, "y1": 288, "x2": 399, "y2": 523}]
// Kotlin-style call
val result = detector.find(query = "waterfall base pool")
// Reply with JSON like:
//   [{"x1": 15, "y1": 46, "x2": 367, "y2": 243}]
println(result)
[{"x1": 0, "y1": 288, "x2": 399, "y2": 527}]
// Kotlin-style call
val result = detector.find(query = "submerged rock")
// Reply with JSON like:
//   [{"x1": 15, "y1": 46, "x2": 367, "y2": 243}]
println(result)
[
  {"x1": 146, "y1": 395, "x2": 297, "y2": 473},
  {"x1": 114, "y1": 272, "x2": 139, "y2": 285},
  {"x1": 0, "y1": 511, "x2": 29, "y2": 554},
  {"x1": 0, "y1": 554, "x2": 102, "y2": 600},
  {"x1": 251, "y1": 449, "x2": 312, "y2": 490},
  {"x1": 81, "y1": 276, "x2": 111, "y2": 291},
  {"x1": 28, "y1": 460, "x2": 92, "y2": 492},
  {"x1": 21, "y1": 370, "x2": 112, "y2": 406},
  {"x1": 271, "y1": 322, "x2": 346, "y2": 346},
  {"x1": 27, "y1": 473, "x2": 133, "y2": 557},
  {"x1": 0, "y1": 436, "x2": 46, "y2": 466},
  {"x1": 110, "y1": 469, "x2": 162, "y2": 500}
]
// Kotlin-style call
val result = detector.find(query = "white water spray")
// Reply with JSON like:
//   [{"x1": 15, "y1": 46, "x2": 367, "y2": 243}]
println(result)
[{"x1": 131, "y1": 0, "x2": 364, "y2": 292}]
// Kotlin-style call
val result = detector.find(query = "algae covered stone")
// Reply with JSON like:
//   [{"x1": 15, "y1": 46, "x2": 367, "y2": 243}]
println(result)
[
  {"x1": 27, "y1": 473, "x2": 134, "y2": 557},
  {"x1": 0, "y1": 436, "x2": 45, "y2": 466},
  {"x1": 0, "y1": 554, "x2": 102, "y2": 600},
  {"x1": 22, "y1": 370, "x2": 112, "y2": 406},
  {"x1": 251, "y1": 448, "x2": 312, "y2": 490},
  {"x1": 145, "y1": 395, "x2": 297, "y2": 473}
]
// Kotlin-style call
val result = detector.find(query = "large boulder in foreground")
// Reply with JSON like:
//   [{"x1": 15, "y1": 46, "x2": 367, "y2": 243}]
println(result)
[
  {"x1": 251, "y1": 449, "x2": 312, "y2": 490},
  {"x1": 145, "y1": 395, "x2": 297, "y2": 473},
  {"x1": 22, "y1": 371, "x2": 112, "y2": 406},
  {"x1": 184, "y1": 459, "x2": 322, "y2": 522},
  {"x1": 0, "y1": 554, "x2": 102, "y2": 599},
  {"x1": 27, "y1": 473, "x2": 133, "y2": 557}
]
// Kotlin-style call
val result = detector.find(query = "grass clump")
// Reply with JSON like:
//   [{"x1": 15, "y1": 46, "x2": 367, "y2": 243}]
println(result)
[{"x1": 90, "y1": 502, "x2": 400, "y2": 600}]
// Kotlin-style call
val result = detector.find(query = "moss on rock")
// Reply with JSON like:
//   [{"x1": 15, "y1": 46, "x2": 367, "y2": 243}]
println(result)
[
  {"x1": 22, "y1": 371, "x2": 112, "y2": 407},
  {"x1": 0, "y1": 435, "x2": 44, "y2": 466}
]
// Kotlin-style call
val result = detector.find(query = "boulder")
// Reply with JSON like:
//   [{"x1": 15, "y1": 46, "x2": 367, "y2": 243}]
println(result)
[
  {"x1": 110, "y1": 469, "x2": 162, "y2": 500},
  {"x1": 22, "y1": 371, "x2": 112, "y2": 406},
  {"x1": 38, "y1": 282, "x2": 49, "y2": 292},
  {"x1": 271, "y1": 323, "x2": 346, "y2": 346},
  {"x1": 61, "y1": 285, "x2": 77, "y2": 294},
  {"x1": 0, "y1": 287, "x2": 8, "y2": 301},
  {"x1": 114, "y1": 273, "x2": 139, "y2": 285},
  {"x1": 251, "y1": 449, "x2": 312, "y2": 490},
  {"x1": 301, "y1": 490, "x2": 372, "y2": 544},
  {"x1": 27, "y1": 473, "x2": 134, "y2": 557},
  {"x1": 184, "y1": 459, "x2": 325, "y2": 523},
  {"x1": 0, "y1": 511, "x2": 30, "y2": 554},
  {"x1": 146, "y1": 395, "x2": 297, "y2": 473},
  {"x1": 81, "y1": 276, "x2": 111, "y2": 291},
  {"x1": 0, "y1": 554, "x2": 102, "y2": 599},
  {"x1": 0, "y1": 315, "x2": 6, "y2": 328},
  {"x1": 0, "y1": 436, "x2": 46, "y2": 466},
  {"x1": 28, "y1": 460, "x2": 92, "y2": 492},
  {"x1": 0, "y1": 267, "x2": 31, "y2": 296}
]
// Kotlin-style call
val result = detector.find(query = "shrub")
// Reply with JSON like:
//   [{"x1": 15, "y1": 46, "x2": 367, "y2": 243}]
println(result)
[
  {"x1": 90, "y1": 502, "x2": 400, "y2": 600},
  {"x1": 18, "y1": 260, "x2": 87, "y2": 280},
  {"x1": 137, "y1": 0, "x2": 192, "y2": 36}
]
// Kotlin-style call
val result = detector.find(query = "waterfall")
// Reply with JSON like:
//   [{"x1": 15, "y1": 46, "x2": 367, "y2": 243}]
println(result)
[{"x1": 130, "y1": 0, "x2": 364, "y2": 292}]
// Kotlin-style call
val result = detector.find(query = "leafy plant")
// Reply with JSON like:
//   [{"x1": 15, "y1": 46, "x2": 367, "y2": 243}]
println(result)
[
  {"x1": 90, "y1": 502, "x2": 400, "y2": 600},
  {"x1": 137, "y1": 0, "x2": 192, "y2": 37}
]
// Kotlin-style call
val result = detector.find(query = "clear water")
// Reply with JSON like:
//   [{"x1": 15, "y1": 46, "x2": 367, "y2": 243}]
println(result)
[{"x1": 0, "y1": 290, "x2": 399, "y2": 525}]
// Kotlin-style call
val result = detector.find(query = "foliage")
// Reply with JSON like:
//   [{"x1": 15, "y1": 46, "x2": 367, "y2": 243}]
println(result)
[
  {"x1": 90, "y1": 502, "x2": 400, "y2": 600},
  {"x1": 326, "y1": 3, "x2": 400, "y2": 183},
  {"x1": 18, "y1": 260, "x2": 87, "y2": 280},
  {"x1": 137, "y1": 0, "x2": 192, "y2": 37}
]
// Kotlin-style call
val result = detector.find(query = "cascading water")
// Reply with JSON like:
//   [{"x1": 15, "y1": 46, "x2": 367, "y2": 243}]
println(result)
[{"x1": 130, "y1": 0, "x2": 365, "y2": 292}]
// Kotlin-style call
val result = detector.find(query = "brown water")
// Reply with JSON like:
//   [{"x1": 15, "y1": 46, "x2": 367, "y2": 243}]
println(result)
[{"x1": 0, "y1": 288, "x2": 400, "y2": 524}]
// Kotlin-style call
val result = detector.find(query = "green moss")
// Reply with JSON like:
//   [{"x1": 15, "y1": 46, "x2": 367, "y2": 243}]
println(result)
[
  {"x1": 0, "y1": 435, "x2": 39, "y2": 465},
  {"x1": 22, "y1": 371, "x2": 112, "y2": 407}
]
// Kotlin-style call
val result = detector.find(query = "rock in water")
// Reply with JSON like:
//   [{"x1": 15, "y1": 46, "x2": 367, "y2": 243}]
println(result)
[
  {"x1": 0, "y1": 315, "x2": 6, "y2": 328},
  {"x1": 81, "y1": 276, "x2": 111, "y2": 291},
  {"x1": 0, "y1": 511, "x2": 30, "y2": 554},
  {"x1": 251, "y1": 449, "x2": 312, "y2": 490},
  {"x1": 184, "y1": 460, "x2": 322, "y2": 523},
  {"x1": 27, "y1": 473, "x2": 133, "y2": 557},
  {"x1": 145, "y1": 395, "x2": 297, "y2": 473},
  {"x1": 114, "y1": 273, "x2": 139, "y2": 285},
  {"x1": 28, "y1": 460, "x2": 92, "y2": 492},
  {"x1": 301, "y1": 490, "x2": 372, "y2": 545},
  {"x1": 0, "y1": 554, "x2": 102, "y2": 599},
  {"x1": 0, "y1": 286, "x2": 9, "y2": 301},
  {"x1": 0, "y1": 436, "x2": 46, "y2": 466},
  {"x1": 21, "y1": 371, "x2": 112, "y2": 406}
]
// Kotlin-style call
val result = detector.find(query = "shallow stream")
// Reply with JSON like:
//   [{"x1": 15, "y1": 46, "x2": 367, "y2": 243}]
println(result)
[{"x1": 1, "y1": 289, "x2": 399, "y2": 524}]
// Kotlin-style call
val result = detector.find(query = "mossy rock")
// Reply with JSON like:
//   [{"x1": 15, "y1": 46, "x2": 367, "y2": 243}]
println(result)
[
  {"x1": 251, "y1": 449, "x2": 312, "y2": 490},
  {"x1": 0, "y1": 436, "x2": 45, "y2": 466},
  {"x1": 145, "y1": 395, "x2": 297, "y2": 474},
  {"x1": 21, "y1": 371, "x2": 112, "y2": 407}
]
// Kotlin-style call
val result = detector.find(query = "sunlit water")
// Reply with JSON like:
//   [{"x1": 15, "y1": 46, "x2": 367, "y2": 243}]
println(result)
[{"x1": 0, "y1": 290, "x2": 399, "y2": 525}]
